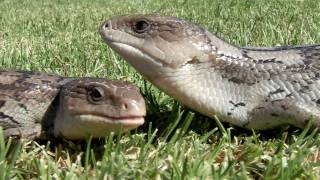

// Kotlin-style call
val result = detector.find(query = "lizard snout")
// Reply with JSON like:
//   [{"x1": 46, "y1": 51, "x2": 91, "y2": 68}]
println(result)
[{"x1": 112, "y1": 90, "x2": 146, "y2": 118}]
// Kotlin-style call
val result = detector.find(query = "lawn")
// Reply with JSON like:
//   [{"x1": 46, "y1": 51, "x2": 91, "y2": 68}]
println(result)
[{"x1": 0, "y1": 0, "x2": 319, "y2": 179}]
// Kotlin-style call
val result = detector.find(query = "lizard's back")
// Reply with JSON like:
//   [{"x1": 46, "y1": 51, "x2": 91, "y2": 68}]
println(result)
[{"x1": 0, "y1": 70, "x2": 62, "y2": 129}]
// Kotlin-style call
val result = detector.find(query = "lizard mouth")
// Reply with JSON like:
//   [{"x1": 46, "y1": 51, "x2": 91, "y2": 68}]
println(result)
[
  {"x1": 100, "y1": 25, "x2": 176, "y2": 72},
  {"x1": 74, "y1": 114, "x2": 145, "y2": 127},
  {"x1": 56, "y1": 114, "x2": 145, "y2": 139}
]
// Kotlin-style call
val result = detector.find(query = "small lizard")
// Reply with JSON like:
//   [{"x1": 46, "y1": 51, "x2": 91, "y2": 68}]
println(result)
[
  {"x1": 0, "y1": 70, "x2": 146, "y2": 140},
  {"x1": 100, "y1": 14, "x2": 320, "y2": 131}
]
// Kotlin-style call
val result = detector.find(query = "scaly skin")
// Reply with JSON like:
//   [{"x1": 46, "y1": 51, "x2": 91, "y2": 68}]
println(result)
[
  {"x1": 100, "y1": 14, "x2": 320, "y2": 131},
  {"x1": 0, "y1": 70, "x2": 146, "y2": 140}
]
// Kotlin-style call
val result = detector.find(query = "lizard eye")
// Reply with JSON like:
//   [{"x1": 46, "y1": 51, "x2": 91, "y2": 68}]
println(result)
[
  {"x1": 87, "y1": 86, "x2": 104, "y2": 103},
  {"x1": 133, "y1": 20, "x2": 150, "y2": 33}
]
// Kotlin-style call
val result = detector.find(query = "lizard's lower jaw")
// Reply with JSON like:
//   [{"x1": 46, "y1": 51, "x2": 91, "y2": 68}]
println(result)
[
  {"x1": 76, "y1": 114, "x2": 145, "y2": 128},
  {"x1": 100, "y1": 27, "x2": 167, "y2": 77},
  {"x1": 108, "y1": 41, "x2": 164, "y2": 75},
  {"x1": 54, "y1": 114, "x2": 145, "y2": 140}
]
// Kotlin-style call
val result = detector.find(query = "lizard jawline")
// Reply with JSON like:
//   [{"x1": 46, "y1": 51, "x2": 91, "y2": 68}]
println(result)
[{"x1": 74, "y1": 114, "x2": 145, "y2": 125}]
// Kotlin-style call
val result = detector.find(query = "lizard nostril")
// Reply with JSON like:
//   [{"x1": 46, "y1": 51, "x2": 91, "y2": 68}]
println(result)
[
  {"x1": 122, "y1": 103, "x2": 128, "y2": 110},
  {"x1": 103, "y1": 21, "x2": 112, "y2": 29},
  {"x1": 104, "y1": 22, "x2": 109, "y2": 28}
]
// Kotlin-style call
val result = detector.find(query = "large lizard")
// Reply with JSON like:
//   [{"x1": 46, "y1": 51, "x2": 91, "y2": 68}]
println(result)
[{"x1": 100, "y1": 14, "x2": 320, "y2": 131}]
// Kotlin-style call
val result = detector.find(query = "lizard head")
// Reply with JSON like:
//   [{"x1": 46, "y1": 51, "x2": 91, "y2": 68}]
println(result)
[
  {"x1": 54, "y1": 78, "x2": 146, "y2": 139},
  {"x1": 100, "y1": 14, "x2": 215, "y2": 79}
]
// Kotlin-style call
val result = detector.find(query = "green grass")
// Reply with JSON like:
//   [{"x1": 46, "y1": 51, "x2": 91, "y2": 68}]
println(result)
[{"x1": 0, "y1": 0, "x2": 320, "y2": 179}]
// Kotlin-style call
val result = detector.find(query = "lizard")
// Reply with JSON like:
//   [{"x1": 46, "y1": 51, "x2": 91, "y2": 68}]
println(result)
[
  {"x1": 99, "y1": 14, "x2": 320, "y2": 131},
  {"x1": 0, "y1": 70, "x2": 146, "y2": 140}
]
